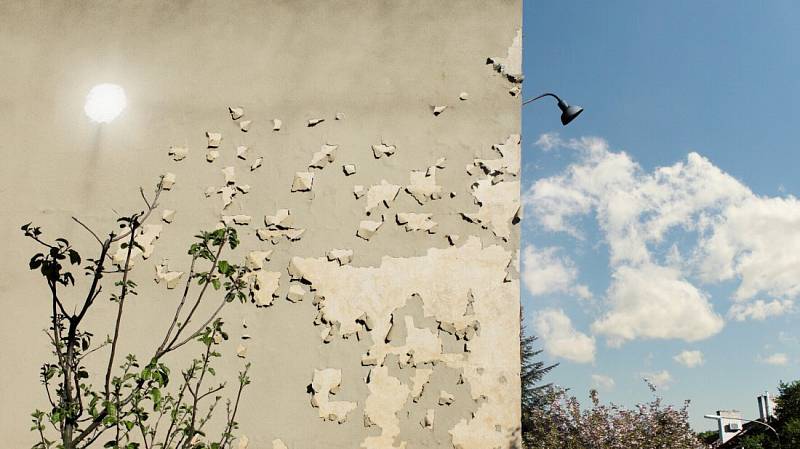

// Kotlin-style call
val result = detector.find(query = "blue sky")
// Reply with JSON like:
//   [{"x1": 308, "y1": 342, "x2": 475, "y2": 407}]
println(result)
[{"x1": 521, "y1": 1, "x2": 800, "y2": 430}]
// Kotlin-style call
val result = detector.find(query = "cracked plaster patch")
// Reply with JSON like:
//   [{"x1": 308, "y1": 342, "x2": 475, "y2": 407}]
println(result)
[
  {"x1": 291, "y1": 172, "x2": 314, "y2": 192},
  {"x1": 310, "y1": 368, "x2": 357, "y2": 424},
  {"x1": 356, "y1": 217, "x2": 384, "y2": 241},
  {"x1": 229, "y1": 106, "x2": 244, "y2": 120},
  {"x1": 168, "y1": 146, "x2": 188, "y2": 161},
  {"x1": 462, "y1": 180, "x2": 520, "y2": 240},
  {"x1": 309, "y1": 144, "x2": 338, "y2": 169},
  {"x1": 395, "y1": 213, "x2": 437, "y2": 234},
  {"x1": 112, "y1": 224, "x2": 162, "y2": 267},
  {"x1": 371, "y1": 142, "x2": 396, "y2": 159},
  {"x1": 364, "y1": 180, "x2": 401, "y2": 215},
  {"x1": 206, "y1": 132, "x2": 222, "y2": 148},
  {"x1": 487, "y1": 28, "x2": 523, "y2": 83},
  {"x1": 154, "y1": 260, "x2": 184, "y2": 289},
  {"x1": 326, "y1": 249, "x2": 354, "y2": 266},
  {"x1": 288, "y1": 237, "x2": 520, "y2": 449}
]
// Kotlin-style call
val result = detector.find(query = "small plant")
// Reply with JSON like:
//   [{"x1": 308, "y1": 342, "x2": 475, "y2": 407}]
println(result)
[{"x1": 24, "y1": 180, "x2": 253, "y2": 449}]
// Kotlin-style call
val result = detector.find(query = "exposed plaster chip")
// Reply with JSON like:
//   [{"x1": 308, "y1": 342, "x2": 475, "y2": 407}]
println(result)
[
  {"x1": 509, "y1": 85, "x2": 521, "y2": 97},
  {"x1": 229, "y1": 106, "x2": 244, "y2": 120},
  {"x1": 264, "y1": 209, "x2": 293, "y2": 228},
  {"x1": 342, "y1": 164, "x2": 357, "y2": 176},
  {"x1": 272, "y1": 119, "x2": 282, "y2": 131},
  {"x1": 236, "y1": 145, "x2": 249, "y2": 160},
  {"x1": 154, "y1": 261, "x2": 184, "y2": 289},
  {"x1": 459, "y1": 92, "x2": 469, "y2": 100},
  {"x1": 307, "y1": 118, "x2": 325, "y2": 127},
  {"x1": 432, "y1": 105, "x2": 447, "y2": 116},
  {"x1": 487, "y1": 28, "x2": 523, "y2": 83},
  {"x1": 410, "y1": 368, "x2": 433, "y2": 402},
  {"x1": 245, "y1": 250, "x2": 273, "y2": 271},
  {"x1": 309, "y1": 368, "x2": 357, "y2": 423},
  {"x1": 168, "y1": 146, "x2": 188, "y2": 161},
  {"x1": 248, "y1": 270, "x2": 281, "y2": 307},
  {"x1": 406, "y1": 168, "x2": 442, "y2": 205},
  {"x1": 365, "y1": 180, "x2": 401, "y2": 214},
  {"x1": 371, "y1": 142, "x2": 396, "y2": 159},
  {"x1": 258, "y1": 209, "x2": 304, "y2": 243},
  {"x1": 236, "y1": 344, "x2": 248, "y2": 358},
  {"x1": 161, "y1": 209, "x2": 175, "y2": 223},
  {"x1": 162, "y1": 173, "x2": 176, "y2": 190},
  {"x1": 435, "y1": 157, "x2": 447, "y2": 169},
  {"x1": 218, "y1": 186, "x2": 237, "y2": 210},
  {"x1": 112, "y1": 225, "x2": 163, "y2": 267},
  {"x1": 257, "y1": 228, "x2": 305, "y2": 244},
  {"x1": 250, "y1": 157, "x2": 262, "y2": 171},
  {"x1": 291, "y1": 172, "x2": 314, "y2": 192},
  {"x1": 335, "y1": 112, "x2": 345, "y2": 120},
  {"x1": 353, "y1": 185, "x2": 366, "y2": 199},
  {"x1": 205, "y1": 187, "x2": 215, "y2": 198},
  {"x1": 239, "y1": 120, "x2": 252, "y2": 132},
  {"x1": 439, "y1": 390, "x2": 455, "y2": 406},
  {"x1": 272, "y1": 440, "x2": 288, "y2": 449},
  {"x1": 221, "y1": 215, "x2": 252, "y2": 226},
  {"x1": 356, "y1": 217, "x2": 384, "y2": 241},
  {"x1": 286, "y1": 283, "x2": 306, "y2": 303},
  {"x1": 447, "y1": 234, "x2": 460, "y2": 246},
  {"x1": 206, "y1": 150, "x2": 220, "y2": 162},
  {"x1": 396, "y1": 213, "x2": 437, "y2": 233},
  {"x1": 362, "y1": 366, "x2": 410, "y2": 448},
  {"x1": 473, "y1": 134, "x2": 522, "y2": 178},
  {"x1": 206, "y1": 132, "x2": 222, "y2": 148},
  {"x1": 236, "y1": 184, "x2": 250, "y2": 194},
  {"x1": 326, "y1": 249, "x2": 354, "y2": 266},
  {"x1": 309, "y1": 144, "x2": 338, "y2": 169},
  {"x1": 222, "y1": 166, "x2": 236, "y2": 185},
  {"x1": 422, "y1": 409, "x2": 435, "y2": 429},
  {"x1": 465, "y1": 180, "x2": 520, "y2": 240}
]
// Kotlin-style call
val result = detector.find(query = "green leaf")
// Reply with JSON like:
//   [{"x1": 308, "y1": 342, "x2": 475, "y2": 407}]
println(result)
[{"x1": 211, "y1": 278, "x2": 221, "y2": 290}]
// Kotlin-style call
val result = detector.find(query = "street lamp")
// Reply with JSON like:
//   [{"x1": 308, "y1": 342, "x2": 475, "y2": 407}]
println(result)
[
  {"x1": 523, "y1": 93, "x2": 583, "y2": 126},
  {"x1": 704, "y1": 414, "x2": 781, "y2": 448}
]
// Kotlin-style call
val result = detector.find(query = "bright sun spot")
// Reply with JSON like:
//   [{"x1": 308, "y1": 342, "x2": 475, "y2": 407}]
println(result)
[{"x1": 84, "y1": 83, "x2": 127, "y2": 123}]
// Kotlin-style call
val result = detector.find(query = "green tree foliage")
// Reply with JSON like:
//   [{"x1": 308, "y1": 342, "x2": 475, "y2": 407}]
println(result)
[
  {"x1": 23, "y1": 181, "x2": 255, "y2": 449},
  {"x1": 521, "y1": 311, "x2": 558, "y2": 448}
]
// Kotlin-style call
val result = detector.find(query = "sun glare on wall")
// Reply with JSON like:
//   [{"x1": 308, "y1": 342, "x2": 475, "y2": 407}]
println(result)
[{"x1": 84, "y1": 83, "x2": 127, "y2": 123}]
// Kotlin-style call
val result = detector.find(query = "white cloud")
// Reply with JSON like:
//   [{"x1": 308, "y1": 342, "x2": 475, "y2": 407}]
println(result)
[
  {"x1": 526, "y1": 133, "x2": 800, "y2": 346},
  {"x1": 642, "y1": 370, "x2": 673, "y2": 390},
  {"x1": 728, "y1": 299, "x2": 794, "y2": 321},
  {"x1": 522, "y1": 245, "x2": 592, "y2": 299},
  {"x1": 592, "y1": 264, "x2": 724, "y2": 345},
  {"x1": 760, "y1": 353, "x2": 789, "y2": 366},
  {"x1": 591, "y1": 374, "x2": 616, "y2": 391},
  {"x1": 533, "y1": 308, "x2": 596, "y2": 363},
  {"x1": 673, "y1": 350, "x2": 704, "y2": 368}
]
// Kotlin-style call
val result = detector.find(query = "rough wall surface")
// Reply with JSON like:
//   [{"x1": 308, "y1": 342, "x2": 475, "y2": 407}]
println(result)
[{"x1": 0, "y1": 1, "x2": 522, "y2": 448}]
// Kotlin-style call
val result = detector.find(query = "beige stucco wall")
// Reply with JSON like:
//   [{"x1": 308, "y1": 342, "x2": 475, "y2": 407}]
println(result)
[{"x1": 0, "y1": 1, "x2": 522, "y2": 448}]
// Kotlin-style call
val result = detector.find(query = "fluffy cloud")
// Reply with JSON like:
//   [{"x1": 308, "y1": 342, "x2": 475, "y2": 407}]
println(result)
[
  {"x1": 673, "y1": 350, "x2": 704, "y2": 368},
  {"x1": 533, "y1": 308, "x2": 596, "y2": 363},
  {"x1": 526, "y1": 133, "x2": 800, "y2": 346},
  {"x1": 591, "y1": 374, "x2": 616, "y2": 391},
  {"x1": 760, "y1": 353, "x2": 789, "y2": 366},
  {"x1": 728, "y1": 299, "x2": 794, "y2": 321},
  {"x1": 642, "y1": 370, "x2": 673, "y2": 390},
  {"x1": 522, "y1": 245, "x2": 592, "y2": 299},
  {"x1": 592, "y1": 264, "x2": 723, "y2": 345}
]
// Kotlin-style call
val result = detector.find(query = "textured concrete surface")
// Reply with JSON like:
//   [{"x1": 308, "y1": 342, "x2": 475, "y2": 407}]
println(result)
[{"x1": 0, "y1": 1, "x2": 521, "y2": 447}]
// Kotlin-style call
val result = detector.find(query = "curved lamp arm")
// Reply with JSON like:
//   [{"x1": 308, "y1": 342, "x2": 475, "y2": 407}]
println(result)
[
  {"x1": 523, "y1": 92, "x2": 584, "y2": 126},
  {"x1": 522, "y1": 92, "x2": 563, "y2": 106}
]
